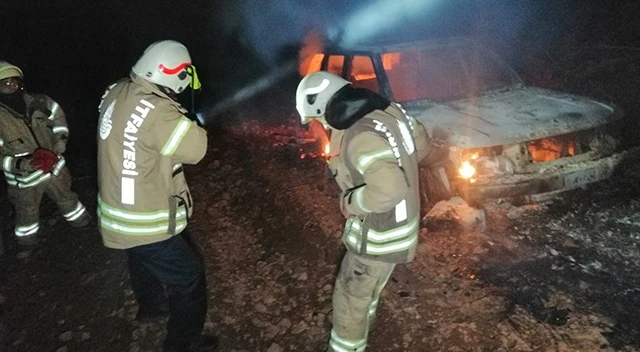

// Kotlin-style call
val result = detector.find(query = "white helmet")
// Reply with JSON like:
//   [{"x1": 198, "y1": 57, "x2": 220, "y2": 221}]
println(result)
[
  {"x1": 296, "y1": 71, "x2": 350, "y2": 124},
  {"x1": 0, "y1": 61, "x2": 23, "y2": 81},
  {"x1": 132, "y1": 40, "x2": 199, "y2": 94}
]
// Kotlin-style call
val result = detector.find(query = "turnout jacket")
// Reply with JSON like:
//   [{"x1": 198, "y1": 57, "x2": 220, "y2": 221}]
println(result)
[
  {"x1": 0, "y1": 93, "x2": 68, "y2": 188},
  {"x1": 97, "y1": 74, "x2": 207, "y2": 249},
  {"x1": 326, "y1": 87, "x2": 429, "y2": 263}
]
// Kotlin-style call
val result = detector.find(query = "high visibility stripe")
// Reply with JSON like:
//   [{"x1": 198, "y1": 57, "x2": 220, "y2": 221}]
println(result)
[
  {"x1": 52, "y1": 157, "x2": 65, "y2": 175},
  {"x1": 17, "y1": 170, "x2": 44, "y2": 183},
  {"x1": 64, "y1": 201, "x2": 86, "y2": 221},
  {"x1": 52, "y1": 126, "x2": 69, "y2": 134},
  {"x1": 48, "y1": 102, "x2": 60, "y2": 120},
  {"x1": 365, "y1": 235, "x2": 418, "y2": 255},
  {"x1": 15, "y1": 222, "x2": 39, "y2": 237},
  {"x1": 368, "y1": 299, "x2": 379, "y2": 316},
  {"x1": 350, "y1": 218, "x2": 418, "y2": 243},
  {"x1": 98, "y1": 209, "x2": 188, "y2": 236},
  {"x1": 329, "y1": 330, "x2": 367, "y2": 352},
  {"x1": 98, "y1": 198, "x2": 174, "y2": 221},
  {"x1": 356, "y1": 148, "x2": 395, "y2": 174},
  {"x1": 172, "y1": 163, "x2": 183, "y2": 172},
  {"x1": 121, "y1": 177, "x2": 135, "y2": 205},
  {"x1": 395, "y1": 199, "x2": 407, "y2": 222},
  {"x1": 0, "y1": 138, "x2": 3, "y2": 147},
  {"x1": 161, "y1": 119, "x2": 191, "y2": 156},
  {"x1": 10, "y1": 173, "x2": 51, "y2": 188},
  {"x1": 3, "y1": 156, "x2": 13, "y2": 172}
]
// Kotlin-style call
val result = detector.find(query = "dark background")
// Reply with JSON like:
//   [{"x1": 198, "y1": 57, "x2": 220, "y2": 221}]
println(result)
[{"x1": 1, "y1": 0, "x2": 639, "y2": 150}]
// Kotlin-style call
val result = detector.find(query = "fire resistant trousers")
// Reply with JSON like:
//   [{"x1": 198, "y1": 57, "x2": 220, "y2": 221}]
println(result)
[
  {"x1": 126, "y1": 231, "x2": 207, "y2": 349},
  {"x1": 329, "y1": 251, "x2": 396, "y2": 352},
  {"x1": 6, "y1": 167, "x2": 89, "y2": 242}
]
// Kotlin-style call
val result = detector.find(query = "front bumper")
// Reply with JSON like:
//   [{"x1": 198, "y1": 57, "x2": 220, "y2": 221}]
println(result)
[{"x1": 452, "y1": 146, "x2": 640, "y2": 204}]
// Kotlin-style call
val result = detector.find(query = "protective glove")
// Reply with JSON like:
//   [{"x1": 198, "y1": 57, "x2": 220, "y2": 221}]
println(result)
[{"x1": 30, "y1": 148, "x2": 59, "y2": 173}]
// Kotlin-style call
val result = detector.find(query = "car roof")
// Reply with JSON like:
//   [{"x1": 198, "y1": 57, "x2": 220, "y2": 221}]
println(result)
[{"x1": 324, "y1": 36, "x2": 476, "y2": 55}]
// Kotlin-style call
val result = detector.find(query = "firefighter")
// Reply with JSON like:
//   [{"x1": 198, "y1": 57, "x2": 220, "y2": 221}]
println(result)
[
  {"x1": 0, "y1": 61, "x2": 91, "y2": 247},
  {"x1": 296, "y1": 71, "x2": 432, "y2": 352},
  {"x1": 97, "y1": 40, "x2": 216, "y2": 352}
]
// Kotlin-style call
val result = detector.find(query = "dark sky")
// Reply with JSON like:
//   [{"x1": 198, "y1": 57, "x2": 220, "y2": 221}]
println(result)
[{"x1": 1, "y1": 0, "x2": 638, "y2": 125}]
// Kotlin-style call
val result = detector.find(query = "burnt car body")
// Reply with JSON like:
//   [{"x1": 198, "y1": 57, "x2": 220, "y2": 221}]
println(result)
[{"x1": 300, "y1": 37, "x2": 634, "y2": 205}]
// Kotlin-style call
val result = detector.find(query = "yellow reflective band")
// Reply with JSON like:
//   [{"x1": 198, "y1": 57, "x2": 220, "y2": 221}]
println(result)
[
  {"x1": 64, "y1": 201, "x2": 86, "y2": 221},
  {"x1": 161, "y1": 119, "x2": 191, "y2": 156},
  {"x1": 17, "y1": 170, "x2": 45, "y2": 183},
  {"x1": 52, "y1": 126, "x2": 69, "y2": 134},
  {"x1": 52, "y1": 157, "x2": 65, "y2": 176},
  {"x1": 330, "y1": 330, "x2": 367, "y2": 350},
  {"x1": 98, "y1": 198, "x2": 172, "y2": 221},
  {"x1": 48, "y1": 102, "x2": 60, "y2": 120},
  {"x1": 356, "y1": 148, "x2": 395, "y2": 174},
  {"x1": 365, "y1": 235, "x2": 418, "y2": 255},
  {"x1": 367, "y1": 218, "x2": 418, "y2": 243},
  {"x1": 3, "y1": 156, "x2": 13, "y2": 172},
  {"x1": 15, "y1": 222, "x2": 39, "y2": 236},
  {"x1": 18, "y1": 173, "x2": 51, "y2": 188},
  {"x1": 187, "y1": 65, "x2": 201, "y2": 90}
]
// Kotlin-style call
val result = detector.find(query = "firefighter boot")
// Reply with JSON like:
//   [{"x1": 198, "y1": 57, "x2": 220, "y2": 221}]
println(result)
[{"x1": 69, "y1": 212, "x2": 92, "y2": 228}]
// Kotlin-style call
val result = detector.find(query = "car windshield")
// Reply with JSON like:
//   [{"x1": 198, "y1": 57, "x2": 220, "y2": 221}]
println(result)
[{"x1": 382, "y1": 43, "x2": 521, "y2": 103}]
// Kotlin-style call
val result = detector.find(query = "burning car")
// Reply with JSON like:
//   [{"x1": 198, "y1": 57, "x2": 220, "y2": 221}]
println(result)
[{"x1": 300, "y1": 37, "x2": 635, "y2": 205}]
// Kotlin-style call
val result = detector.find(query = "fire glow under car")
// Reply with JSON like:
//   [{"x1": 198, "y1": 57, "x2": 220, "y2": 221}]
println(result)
[{"x1": 300, "y1": 37, "x2": 637, "y2": 205}]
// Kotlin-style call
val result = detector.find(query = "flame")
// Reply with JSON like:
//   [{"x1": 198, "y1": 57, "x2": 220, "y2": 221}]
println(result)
[
  {"x1": 459, "y1": 161, "x2": 476, "y2": 179},
  {"x1": 528, "y1": 138, "x2": 575, "y2": 162},
  {"x1": 324, "y1": 143, "x2": 330, "y2": 156}
]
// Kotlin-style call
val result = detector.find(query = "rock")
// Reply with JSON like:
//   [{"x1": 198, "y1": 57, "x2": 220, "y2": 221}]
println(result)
[
  {"x1": 277, "y1": 318, "x2": 292, "y2": 333},
  {"x1": 266, "y1": 343, "x2": 284, "y2": 352},
  {"x1": 80, "y1": 332, "x2": 91, "y2": 341},
  {"x1": 296, "y1": 272, "x2": 308, "y2": 281},
  {"x1": 255, "y1": 303, "x2": 268, "y2": 313},
  {"x1": 425, "y1": 197, "x2": 486, "y2": 231},
  {"x1": 58, "y1": 331, "x2": 73, "y2": 342},
  {"x1": 291, "y1": 320, "x2": 309, "y2": 334},
  {"x1": 56, "y1": 347, "x2": 68, "y2": 352}
]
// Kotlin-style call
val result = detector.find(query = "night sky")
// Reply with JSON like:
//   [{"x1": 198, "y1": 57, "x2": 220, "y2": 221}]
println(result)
[{"x1": 1, "y1": 0, "x2": 638, "y2": 141}]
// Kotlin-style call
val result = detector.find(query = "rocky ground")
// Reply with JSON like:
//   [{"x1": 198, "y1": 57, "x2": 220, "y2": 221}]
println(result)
[{"x1": 1, "y1": 75, "x2": 640, "y2": 352}]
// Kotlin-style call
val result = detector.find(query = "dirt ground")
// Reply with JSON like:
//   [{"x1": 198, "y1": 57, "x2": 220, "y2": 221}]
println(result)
[{"x1": 1, "y1": 74, "x2": 640, "y2": 352}]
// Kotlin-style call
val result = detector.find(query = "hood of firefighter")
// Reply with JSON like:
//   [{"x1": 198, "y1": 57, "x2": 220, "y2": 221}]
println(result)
[
  {"x1": 325, "y1": 86, "x2": 391, "y2": 130},
  {"x1": 413, "y1": 86, "x2": 619, "y2": 149}
]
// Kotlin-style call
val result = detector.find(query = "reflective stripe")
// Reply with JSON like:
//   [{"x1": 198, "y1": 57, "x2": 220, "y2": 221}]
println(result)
[
  {"x1": 395, "y1": 199, "x2": 407, "y2": 222},
  {"x1": 51, "y1": 157, "x2": 65, "y2": 176},
  {"x1": 3, "y1": 156, "x2": 13, "y2": 172},
  {"x1": 355, "y1": 148, "x2": 395, "y2": 174},
  {"x1": 15, "y1": 222, "x2": 39, "y2": 237},
  {"x1": 121, "y1": 177, "x2": 135, "y2": 205},
  {"x1": 172, "y1": 163, "x2": 183, "y2": 172},
  {"x1": 18, "y1": 170, "x2": 45, "y2": 183},
  {"x1": 97, "y1": 198, "x2": 188, "y2": 236},
  {"x1": 365, "y1": 235, "x2": 418, "y2": 255},
  {"x1": 368, "y1": 299, "x2": 379, "y2": 316},
  {"x1": 9, "y1": 173, "x2": 51, "y2": 188},
  {"x1": 0, "y1": 138, "x2": 3, "y2": 147},
  {"x1": 98, "y1": 199, "x2": 172, "y2": 221},
  {"x1": 48, "y1": 102, "x2": 60, "y2": 120},
  {"x1": 64, "y1": 201, "x2": 86, "y2": 221},
  {"x1": 329, "y1": 330, "x2": 367, "y2": 352},
  {"x1": 350, "y1": 218, "x2": 418, "y2": 243},
  {"x1": 52, "y1": 126, "x2": 69, "y2": 134},
  {"x1": 161, "y1": 119, "x2": 191, "y2": 156}
]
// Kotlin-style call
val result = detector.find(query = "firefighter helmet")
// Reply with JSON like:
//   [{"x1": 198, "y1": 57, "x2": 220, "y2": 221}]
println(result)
[
  {"x1": 296, "y1": 71, "x2": 350, "y2": 124},
  {"x1": 131, "y1": 40, "x2": 200, "y2": 94},
  {"x1": 0, "y1": 61, "x2": 23, "y2": 81}
]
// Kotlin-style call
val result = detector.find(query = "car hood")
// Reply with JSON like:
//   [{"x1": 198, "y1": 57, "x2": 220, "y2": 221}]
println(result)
[{"x1": 412, "y1": 86, "x2": 618, "y2": 149}]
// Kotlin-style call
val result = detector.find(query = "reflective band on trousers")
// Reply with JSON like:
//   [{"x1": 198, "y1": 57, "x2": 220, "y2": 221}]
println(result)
[
  {"x1": 329, "y1": 330, "x2": 366, "y2": 352},
  {"x1": 64, "y1": 201, "x2": 87, "y2": 221},
  {"x1": 15, "y1": 222, "x2": 39, "y2": 237},
  {"x1": 98, "y1": 198, "x2": 187, "y2": 236},
  {"x1": 161, "y1": 119, "x2": 191, "y2": 156}
]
